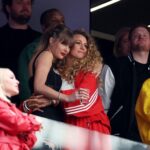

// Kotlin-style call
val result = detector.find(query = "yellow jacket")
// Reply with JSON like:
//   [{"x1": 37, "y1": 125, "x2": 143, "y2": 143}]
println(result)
[{"x1": 135, "y1": 78, "x2": 150, "y2": 144}]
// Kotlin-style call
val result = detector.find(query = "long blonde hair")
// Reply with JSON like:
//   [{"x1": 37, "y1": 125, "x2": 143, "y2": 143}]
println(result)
[
  {"x1": 0, "y1": 68, "x2": 11, "y2": 102},
  {"x1": 58, "y1": 30, "x2": 103, "y2": 83}
]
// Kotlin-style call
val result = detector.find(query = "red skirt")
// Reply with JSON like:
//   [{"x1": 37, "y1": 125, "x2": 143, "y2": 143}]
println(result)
[{"x1": 65, "y1": 113, "x2": 111, "y2": 134}]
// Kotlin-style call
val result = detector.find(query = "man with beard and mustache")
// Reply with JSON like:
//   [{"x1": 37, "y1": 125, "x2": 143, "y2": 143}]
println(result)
[
  {"x1": 108, "y1": 24, "x2": 150, "y2": 142},
  {"x1": 0, "y1": 0, "x2": 41, "y2": 78}
]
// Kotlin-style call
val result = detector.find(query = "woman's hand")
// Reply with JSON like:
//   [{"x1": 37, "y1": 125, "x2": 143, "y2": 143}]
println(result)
[
  {"x1": 68, "y1": 88, "x2": 89, "y2": 105},
  {"x1": 24, "y1": 95, "x2": 51, "y2": 112}
]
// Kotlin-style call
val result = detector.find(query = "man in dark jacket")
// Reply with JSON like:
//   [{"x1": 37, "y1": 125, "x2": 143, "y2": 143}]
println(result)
[
  {"x1": 0, "y1": 0, "x2": 41, "y2": 76},
  {"x1": 108, "y1": 24, "x2": 150, "y2": 142},
  {"x1": 0, "y1": 0, "x2": 41, "y2": 105}
]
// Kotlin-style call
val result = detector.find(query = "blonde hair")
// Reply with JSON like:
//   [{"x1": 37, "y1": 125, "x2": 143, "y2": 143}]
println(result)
[
  {"x1": 0, "y1": 68, "x2": 11, "y2": 102},
  {"x1": 58, "y1": 30, "x2": 103, "y2": 83}
]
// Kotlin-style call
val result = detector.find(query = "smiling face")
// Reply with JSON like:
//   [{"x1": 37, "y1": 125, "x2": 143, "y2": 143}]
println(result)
[
  {"x1": 7, "y1": 0, "x2": 32, "y2": 24},
  {"x1": 2, "y1": 69, "x2": 19, "y2": 97},
  {"x1": 70, "y1": 34, "x2": 88, "y2": 59},
  {"x1": 130, "y1": 27, "x2": 150, "y2": 52}
]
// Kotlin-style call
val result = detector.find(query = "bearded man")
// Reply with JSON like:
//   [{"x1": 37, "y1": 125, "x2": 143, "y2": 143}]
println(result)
[{"x1": 0, "y1": 0, "x2": 41, "y2": 76}]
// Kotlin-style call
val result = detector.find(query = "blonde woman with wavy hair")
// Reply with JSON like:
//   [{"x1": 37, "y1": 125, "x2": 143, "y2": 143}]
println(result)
[
  {"x1": 59, "y1": 30, "x2": 102, "y2": 82},
  {"x1": 58, "y1": 30, "x2": 110, "y2": 134}
]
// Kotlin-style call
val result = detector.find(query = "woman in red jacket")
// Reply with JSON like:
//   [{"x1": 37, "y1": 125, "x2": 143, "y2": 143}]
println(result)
[
  {"x1": 58, "y1": 30, "x2": 110, "y2": 134},
  {"x1": 0, "y1": 68, "x2": 40, "y2": 150}
]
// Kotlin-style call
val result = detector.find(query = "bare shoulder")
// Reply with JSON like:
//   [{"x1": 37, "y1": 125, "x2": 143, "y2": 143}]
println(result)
[
  {"x1": 36, "y1": 51, "x2": 53, "y2": 63},
  {"x1": 38, "y1": 51, "x2": 53, "y2": 59}
]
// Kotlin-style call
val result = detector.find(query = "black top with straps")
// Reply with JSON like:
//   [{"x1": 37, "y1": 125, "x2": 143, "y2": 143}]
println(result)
[{"x1": 29, "y1": 51, "x2": 65, "y2": 121}]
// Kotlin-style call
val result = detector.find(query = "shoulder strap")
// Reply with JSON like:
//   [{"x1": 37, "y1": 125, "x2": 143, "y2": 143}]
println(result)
[{"x1": 32, "y1": 50, "x2": 45, "y2": 75}]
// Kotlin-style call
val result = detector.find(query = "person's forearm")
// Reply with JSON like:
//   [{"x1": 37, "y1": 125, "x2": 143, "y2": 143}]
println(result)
[{"x1": 34, "y1": 85, "x2": 69, "y2": 102}]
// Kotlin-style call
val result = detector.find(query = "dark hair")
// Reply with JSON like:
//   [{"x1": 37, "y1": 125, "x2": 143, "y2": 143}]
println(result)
[
  {"x1": 36, "y1": 24, "x2": 73, "y2": 53},
  {"x1": 40, "y1": 8, "x2": 65, "y2": 29},
  {"x1": 128, "y1": 24, "x2": 150, "y2": 40},
  {"x1": 113, "y1": 27, "x2": 130, "y2": 57},
  {"x1": 2, "y1": 0, "x2": 34, "y2": 18}
]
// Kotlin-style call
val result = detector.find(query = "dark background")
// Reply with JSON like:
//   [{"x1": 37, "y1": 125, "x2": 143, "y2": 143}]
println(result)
[
  {"x1": 90, "y1": 0, "x2": 150, "y2": 63},
  {"x1": 91, "y1": 0, "x2": 150, "y2": 35}
]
